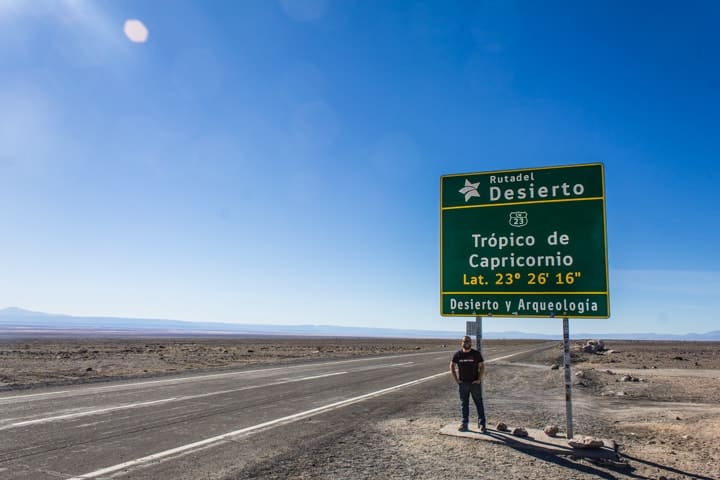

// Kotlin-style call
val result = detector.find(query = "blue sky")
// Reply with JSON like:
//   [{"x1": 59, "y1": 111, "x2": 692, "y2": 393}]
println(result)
[{"x1": 1, "y1": 0, "x2": 718, "y2": 335}]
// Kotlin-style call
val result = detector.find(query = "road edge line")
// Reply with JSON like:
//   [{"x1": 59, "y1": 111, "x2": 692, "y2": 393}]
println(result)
[{"x1": 67, "y1": 371, "x2": 449, "y2": 479}]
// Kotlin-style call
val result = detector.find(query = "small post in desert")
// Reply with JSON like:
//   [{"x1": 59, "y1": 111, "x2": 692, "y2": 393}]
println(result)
[{"x1": 562, "y1": 316, "x2": 573, "y2": 439}]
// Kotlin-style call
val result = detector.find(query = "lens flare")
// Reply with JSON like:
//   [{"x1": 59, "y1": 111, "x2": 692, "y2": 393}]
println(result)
[{"x1": 124, "y1": 19, "x2": 148, "y2": 43}]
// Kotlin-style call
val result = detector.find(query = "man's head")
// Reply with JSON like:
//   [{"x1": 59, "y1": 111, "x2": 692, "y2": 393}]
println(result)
[{"x1": 461, "y1": 336, "x2": 472, "y2": 351}]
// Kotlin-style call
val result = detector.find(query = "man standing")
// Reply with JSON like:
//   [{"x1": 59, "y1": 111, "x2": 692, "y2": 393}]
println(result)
[{"x1": 450, "y1": 335, "x2": 486, "y2": 432}]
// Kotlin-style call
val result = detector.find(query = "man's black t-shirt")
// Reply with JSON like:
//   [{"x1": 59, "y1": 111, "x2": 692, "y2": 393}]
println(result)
[{"x1": 452, "y1": 349, "x2": 484, "y2": 382}]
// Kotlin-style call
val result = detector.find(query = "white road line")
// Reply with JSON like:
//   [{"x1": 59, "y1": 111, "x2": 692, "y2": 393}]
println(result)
[
  {"x1": 0, "y1": 390, "x2": 74, "y2": 400},
  {"x1": 0, "y1": 347, "x2": 545, "y2": 428},
  {"x1": 352, "y1": 361, "x2": 415, "y2": 372},
  {"x1": 0, "y1": 372, "x2": 347, "y2": 431},
  {"x1": 486, "y1": 345, "x2": 551, "y2": 363},
  {"x1": 2, "y1": 362, "x2": 416, "y2": 429},
  {"x1": 0, "y1": 368, "x2": 290, "y2": 403},
  {"x1": 66, "y1": 371, "x2": 449, "y2": 480},
  {"x1": 0, "y1": 399, "x2": 176, "y2": 430},
  {"x1": 0, "y1": 350, "x2": 449, "y2": 404},
  {"x1": 65, "y1": 346, "x2": 553, "y2": 478}
]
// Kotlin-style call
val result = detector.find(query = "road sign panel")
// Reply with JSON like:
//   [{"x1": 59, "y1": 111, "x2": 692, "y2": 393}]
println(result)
[
  {"x1": 440, "y1": 163, "x2": 609, "y2": 318},
  {"x1": 466, "y1": 321, "x2": 477, "y2": 336}
]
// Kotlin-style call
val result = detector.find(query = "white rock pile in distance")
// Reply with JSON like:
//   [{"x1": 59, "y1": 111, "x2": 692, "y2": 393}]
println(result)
[{"x1": 581, "y1": 339, "x2": 606, "y2": 354}]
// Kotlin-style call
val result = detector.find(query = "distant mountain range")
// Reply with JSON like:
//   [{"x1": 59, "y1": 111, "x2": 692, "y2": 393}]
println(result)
[{"x1": 1, "y1": 307, "x2": 719, "y2": 340}]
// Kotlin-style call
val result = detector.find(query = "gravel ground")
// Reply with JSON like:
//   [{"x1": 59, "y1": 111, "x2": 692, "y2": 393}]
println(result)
[
  {"x1": 233, "y1": 340, "x2": 720, "y2": 480},
  {"x1": 233, "y1": 363, "x2": 626, "y2": 480},
  {"x1": 0, "y1": 337, "x2": 459, "y2": 390},
  {"x1": 1, "y1": 338, "x2": 717, "y2": 479}
]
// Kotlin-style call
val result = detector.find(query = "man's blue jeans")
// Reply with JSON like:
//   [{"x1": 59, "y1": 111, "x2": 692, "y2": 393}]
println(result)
[{"x1": 458, "y1": 382, "x2": 486, "y2": 427}]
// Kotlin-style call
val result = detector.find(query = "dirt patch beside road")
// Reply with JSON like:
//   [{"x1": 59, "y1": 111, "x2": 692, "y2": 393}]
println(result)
[
  {"x1": 522, "y1": 339, "x2": 720, "y2": 370},
  {"x1": 0, "y1": 337, "x2": 460, "y2": 390}
]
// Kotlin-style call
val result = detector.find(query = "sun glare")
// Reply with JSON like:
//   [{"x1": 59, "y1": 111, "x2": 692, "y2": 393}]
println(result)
[{"x1": 123, "y1": 19, "x2": 148, "y2": 43}]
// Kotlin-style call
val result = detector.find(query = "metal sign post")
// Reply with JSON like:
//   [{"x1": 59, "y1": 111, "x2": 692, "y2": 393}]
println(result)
[
  {"x1": 476, "y1": 315, "x2": 483, "y2": 407},
  {"x1": 562, "y1": 317, "x2": 574, "y2": 439}
]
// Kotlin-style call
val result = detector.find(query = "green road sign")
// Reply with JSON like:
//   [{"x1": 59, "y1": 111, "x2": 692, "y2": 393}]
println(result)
[{"x1": 440, "y1": 163, "x2": 609, "y2": 318}]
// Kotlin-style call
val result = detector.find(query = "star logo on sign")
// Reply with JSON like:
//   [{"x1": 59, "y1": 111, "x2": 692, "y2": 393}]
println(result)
[{"x1": 459, "y1": 179, "x2": 480, "y2": 202}]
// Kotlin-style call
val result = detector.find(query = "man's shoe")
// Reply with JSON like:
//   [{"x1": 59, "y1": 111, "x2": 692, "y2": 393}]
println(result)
[
  {"x1": 479, "y1": 424, "x2": 487, "y2": 433},
  {"x1": 458, "y1": 424, "x2": 469, "y2": 432}
]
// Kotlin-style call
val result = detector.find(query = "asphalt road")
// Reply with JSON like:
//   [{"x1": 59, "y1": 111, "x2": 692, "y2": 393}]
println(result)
[{"x1": 0, "y1": 342, "x2": 549, "y2": 479}]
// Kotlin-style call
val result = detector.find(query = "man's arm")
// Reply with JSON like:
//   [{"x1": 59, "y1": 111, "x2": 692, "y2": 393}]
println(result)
[
  {"x1": 449, "y1": 361, "x2": 460, "y2": 383},
  {"x1": 473, "y1": 361, "x2": 485, "y2": 383}
]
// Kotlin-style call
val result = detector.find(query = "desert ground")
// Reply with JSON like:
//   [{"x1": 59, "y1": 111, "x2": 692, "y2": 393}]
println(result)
[
  {"x1": 1, "y1": 337, "x2": 718, "y2": 479},
  {"x1": 0, "y1": 337, "x2": 458, "y2": 389}
]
